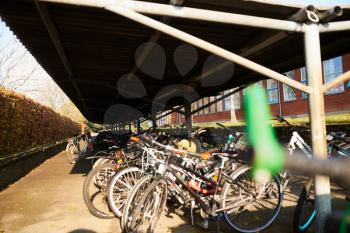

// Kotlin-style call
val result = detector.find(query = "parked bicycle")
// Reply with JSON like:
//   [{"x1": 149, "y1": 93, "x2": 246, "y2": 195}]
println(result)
[
  {"x1": 66, "y1": 133, "x2": 93, "y2": 164},
  {"x1": 125, "y1": 135, "x2": 283, "y2": 233}
]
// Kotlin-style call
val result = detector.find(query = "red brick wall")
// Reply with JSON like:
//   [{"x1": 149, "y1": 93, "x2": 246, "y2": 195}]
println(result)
[
  {"x1": 194, "y1": 111, "x2": 230, "y2": 123},
  {"x1": 267, "y1": 55, "x2": 350, "y2": 117},
  {"x1": 169, "y1": 54, "x2": 350, "y2": 124}
]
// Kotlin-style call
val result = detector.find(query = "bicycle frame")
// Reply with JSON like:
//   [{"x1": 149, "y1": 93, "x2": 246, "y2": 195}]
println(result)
[{"x1": 162, "y1": 153, "x2": 258, "y2": 217}]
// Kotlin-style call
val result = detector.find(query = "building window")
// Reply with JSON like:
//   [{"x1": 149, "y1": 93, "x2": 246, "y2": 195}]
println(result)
[
  {"x1": 192, "y1": 102, "x2": 198, "y2": 116},
  {"x1": 217, "y1": 94, "x2": 223, "y2": 112},
  {"x1": 203, "y1": 98, "x2": 209, "y2": 114},
  {"x1": 223, "y1": 90, "x2": 231, "y2": 111},
  {"x1": 233, "y1": 92, "x2": 240, "y2": 110},
  {"x1": 300, "y1": 67, "x2": 308, "y2": 99},
  {"x1": 266, "y1": 79, "x2": 279, "y2": 104},
  {"x1": 210, "y1": 96, "x2": 216, "y2": 113},
  {"x1": 283, "y1": 71, "x2": 296, "y2": 101},
  {"x1": 198, "y1": 99, "x2": 202, "y2": 115},
  {"x1": 323, "y1": 56, "x2": 344, "y2": 94}
]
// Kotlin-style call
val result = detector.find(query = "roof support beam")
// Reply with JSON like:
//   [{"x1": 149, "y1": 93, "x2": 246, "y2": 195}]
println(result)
[
  {"x1": 35, "y1": 1, "x2": 90, "y2": 118},
  {"x1": 37, "y1": 0, "x2": 311, "y2": 93},
  {"x1": 101, "y1": 4, "x2": 312, "y2": 94},
  {"x1": 189, "y1": 31, "x2": 288, "y2": 85},
  {"x1": 187, "y1": 6, "x2": 324, "y2": 89},
  {"x1": 319, "y1": 20, "x2": 350, "y2": 33},
  {"x1": 150, "y1": 85, "x2": 246, "y2": 124},
  {"x1": 323, "y1": 70, "x2": 350, "y2": 93},
  {"x1": 38, "y1": 0, "x2": 303, "y2": 32},
  {"x1": 191, "y1": 86, "x2": 246, "y2": 115},
  {"x1": 113, "y1": 0, "x2": 180, "y2": 104}
]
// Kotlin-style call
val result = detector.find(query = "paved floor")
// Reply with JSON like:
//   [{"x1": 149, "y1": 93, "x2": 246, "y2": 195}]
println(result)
[{"x1": 0, "y1": 151, "x2": 348, "y2": 233}]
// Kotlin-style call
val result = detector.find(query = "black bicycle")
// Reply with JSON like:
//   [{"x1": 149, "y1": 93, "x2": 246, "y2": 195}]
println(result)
[{"x1": 127, "y1": 135, "x2": 283, "y2": 233}]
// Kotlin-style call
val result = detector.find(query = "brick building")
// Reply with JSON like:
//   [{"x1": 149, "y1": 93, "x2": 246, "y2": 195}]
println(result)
[{"x1": 157, "y1": 55, "x2": 350, "y2": 126}]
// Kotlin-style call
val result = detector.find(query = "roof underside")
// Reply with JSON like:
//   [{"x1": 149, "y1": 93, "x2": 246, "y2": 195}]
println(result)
[{"x1": 1, "y1": 0, "x2": 350, "y2": 123}]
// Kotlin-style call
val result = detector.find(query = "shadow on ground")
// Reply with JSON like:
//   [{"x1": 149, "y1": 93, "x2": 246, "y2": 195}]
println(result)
[
  {"x1": 68, "y1": 229, "x2": 97, "y2": 233},
  {"x1": 69, "y1": 158, "x2": 92, "y2": 175}
]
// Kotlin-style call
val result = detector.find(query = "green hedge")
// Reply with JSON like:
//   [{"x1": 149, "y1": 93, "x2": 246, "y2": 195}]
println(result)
[{"x1": 0, "y1": 88, "x2": 81, "y2": 157}]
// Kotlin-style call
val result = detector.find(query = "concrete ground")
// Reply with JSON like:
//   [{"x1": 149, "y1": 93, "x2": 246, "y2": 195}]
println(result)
[{"x1": 0, "y1": 151, "x2": 348, "y2": 233}]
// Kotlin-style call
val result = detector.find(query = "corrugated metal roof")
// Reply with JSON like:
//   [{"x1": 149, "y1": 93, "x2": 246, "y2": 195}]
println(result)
[{"x1": 0, "y1": 0, "x2": 349, "y2": 122}]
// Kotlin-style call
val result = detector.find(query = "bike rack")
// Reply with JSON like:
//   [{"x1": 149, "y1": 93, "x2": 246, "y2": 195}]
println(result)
[{"x1": 8, "y1": 0, "x2": 350, "y2": 231}]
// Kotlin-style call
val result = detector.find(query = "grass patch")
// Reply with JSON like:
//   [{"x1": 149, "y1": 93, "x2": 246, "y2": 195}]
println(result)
[{"x1": 171, "y1": 113, "x2": 350, "y2": 129}]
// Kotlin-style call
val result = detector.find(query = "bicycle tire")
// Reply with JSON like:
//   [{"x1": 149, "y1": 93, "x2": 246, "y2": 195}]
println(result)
[
  {"x1": 83, "y1": 162, "x2": 117, "y2": 219},
  {"x1": 66, "y1": 143, "x2": 79, "y2": 164},
  {"x1": 107, "y1": 166, "x2": 143, "y2": 218},
  {"x1": 121, "y1": 175, "x2": 152, "y2": 232},
  {"x1": 220, "y1": 165, "x2": 283, "y2": 233},
  {"x1": 130, "y1": 178, "x2": 168, "y2": 233},
  {"x1": 293, "y1": 184, "x2": 316, "y2": 233}
]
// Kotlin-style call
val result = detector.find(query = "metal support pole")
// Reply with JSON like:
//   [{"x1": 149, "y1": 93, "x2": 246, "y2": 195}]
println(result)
[
  {"x1": 304, "y1": 23, "x2": 331, "y2": 233},
  {"x1": 151, "y1": 114, "x2": 157, "y2": 130},
  {"x1": 319, "y1": 20, "x2": 350, "y2": 33},
  {"x1": 108, "y1": 6, "x2": 310, "y2": 94},
  {"x1": 230, "y1": 89, "x2": 237, "y2": 122},
  {"x1": 184, "y1": 100, "x2": 192, "y2": 137},
  {"x1": 37, "y1": 0, "x2": 310, "y2": 94},
  {"x1": 192, "y1": 86, "x2": 246, "y2": 115},
  {"x1": 323, "y1": 70, "x2": 350, "y2": 92},
  {"x1": 38, "y1": 0, "x2": 303, "y2": 32},
  {"x1": 136, "y1": 120, "x2": 141, "y2": 134}
]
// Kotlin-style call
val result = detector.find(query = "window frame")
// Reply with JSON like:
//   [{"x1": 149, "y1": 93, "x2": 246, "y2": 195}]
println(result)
[
  {"x1": 209, "y1": 96, "x2": 216, "y2": 113},
  {"x1": 266, "y1": 79, "x2": 279, "y2": 104},
  {"x1": 283, "y1": 71, "x2": 297, "y2": 102},
  {"x1": 233, "y1": 92, "x2": 240, "y2": 110},
  {"x1": 216, "y1": 94, "x2": 223, "y2": 112},
  {"x1": 323, "y1": 56, "x2": 344, "y2": 95},
  {"x1": 203, "y1": 98, "x2": 209, "y2": 114},
  {"x1": 223, "y1": 90, "x2": 231, "y2": 111}
]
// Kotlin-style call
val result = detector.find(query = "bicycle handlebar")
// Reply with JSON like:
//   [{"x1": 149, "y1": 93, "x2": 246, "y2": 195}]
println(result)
[
  {"x1": 329, "y1": 132, "x2": 350, "y2": 143},
  {"x1": 136, "y1": 135, "x2": 223, "y2": 160},
  {"x1": 275, "y1": 115, "x2": 310, "y2": 131},
  {"x1": 216, "y1": 122, "x2": 226, "y2": 128},
  {"x1": 275, "y1": 115, "x2": 292, "y2": 127}
]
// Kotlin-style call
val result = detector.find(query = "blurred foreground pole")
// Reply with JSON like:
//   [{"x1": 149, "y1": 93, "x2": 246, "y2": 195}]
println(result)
[{"x1": 304, "y1": 23, "x2": 331, "y2": 233}]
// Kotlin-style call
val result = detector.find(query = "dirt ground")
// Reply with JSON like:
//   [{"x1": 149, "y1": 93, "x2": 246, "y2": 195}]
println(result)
[{"x1": 0, "y1": 151, "x2": 348, "y2": 233}]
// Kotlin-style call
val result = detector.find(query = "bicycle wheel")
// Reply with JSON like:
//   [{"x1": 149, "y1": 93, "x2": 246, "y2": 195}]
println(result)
[
  {"x1": 293, "y1": 179, "x2": 316, "y2": 233},
  {"x1": 66, "y1": 143, "x2": 79, "y2": 164},
  {"x1": 130, "y1": 178, "x2": 168, "y2": 233},
  {"x1": 220, "y1": 165, "x2": 283, "y2": 233},
  {"x1": 83, "y1": 162, "x2": 117, "y2": 219},
  {"x1": 121, "y1": 175, "x2": 152, "y2": 232},
  {"x1": 107, "y1": 166, "x2": 144, "y2": 218}
]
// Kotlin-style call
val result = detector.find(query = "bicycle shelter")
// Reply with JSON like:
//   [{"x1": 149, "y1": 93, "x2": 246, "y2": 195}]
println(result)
[{"x1": 1, "y1": 0, "x2": 350, "y2": 232}]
